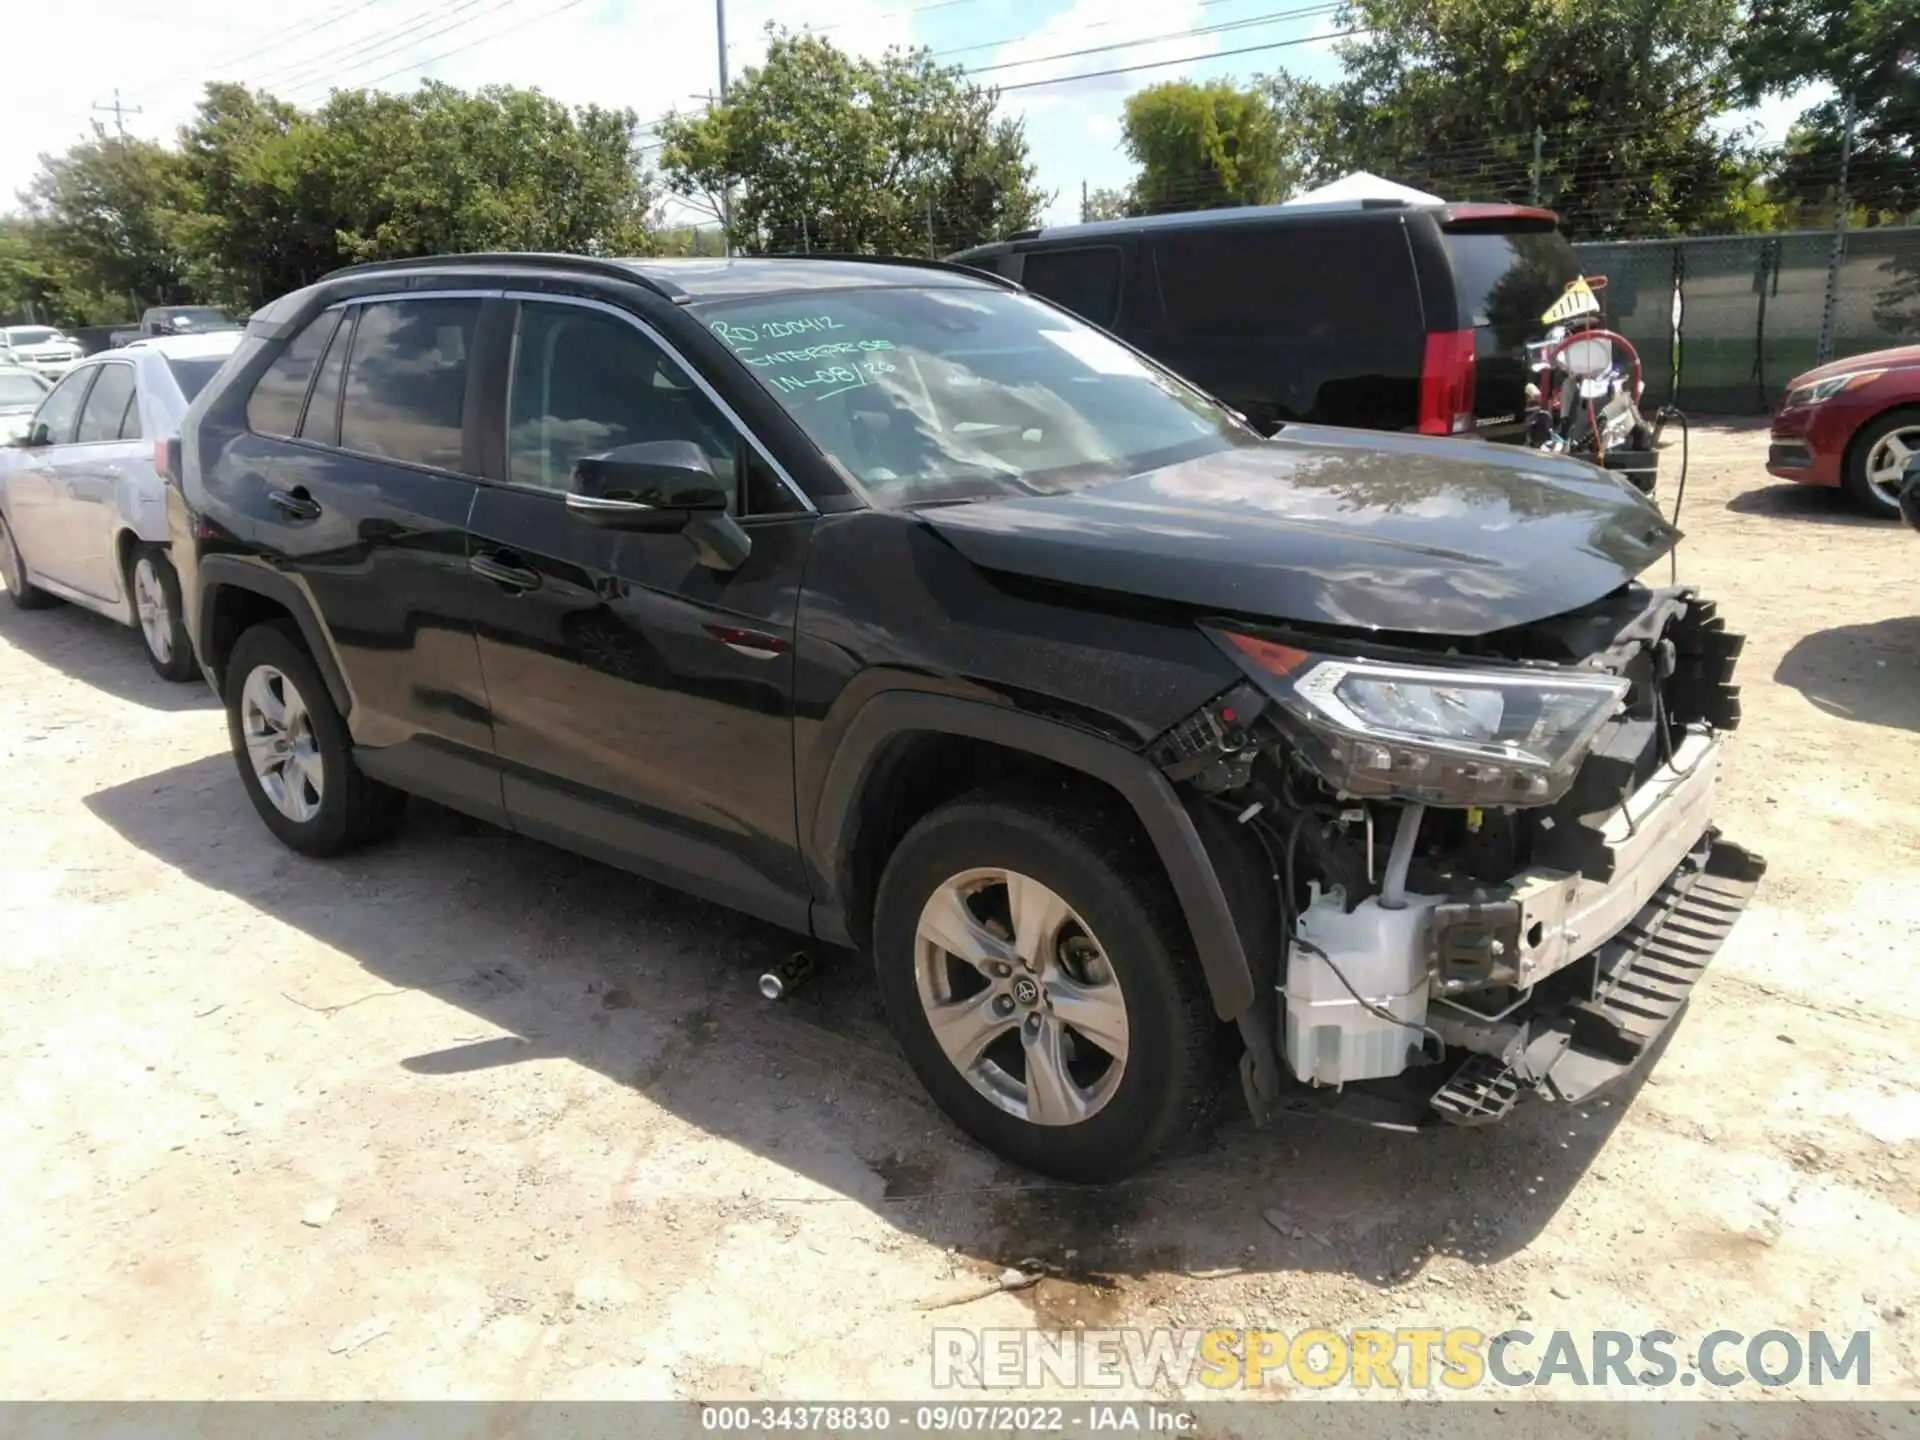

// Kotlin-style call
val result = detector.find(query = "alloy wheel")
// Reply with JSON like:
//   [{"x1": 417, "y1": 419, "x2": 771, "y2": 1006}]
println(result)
[
  {"x1": 913, "y1": 867, "x2": 1130, "y2": 1126},
  {"x1": 132, "y1": 557, "x2": 171, "y2": 663},
  {"x1": 1865, "y1": 424, "x2": 1920, "y2": 509},
  {"x1": 0, "y1": 519, "x2": 22, "y2": 596},
  {"x1": 240, "y1": 664, "x2": 324, "y2": 823}
]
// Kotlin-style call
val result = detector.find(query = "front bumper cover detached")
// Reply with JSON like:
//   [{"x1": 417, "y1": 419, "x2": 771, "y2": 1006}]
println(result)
[{"x1": 1254, "y1": 731, "x2": 1765, "y2": 1132}]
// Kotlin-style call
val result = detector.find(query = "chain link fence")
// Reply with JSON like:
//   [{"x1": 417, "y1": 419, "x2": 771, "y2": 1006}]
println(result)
[{"x1": 1572, "y1": 226, "x2": 1920, "y2": 414}]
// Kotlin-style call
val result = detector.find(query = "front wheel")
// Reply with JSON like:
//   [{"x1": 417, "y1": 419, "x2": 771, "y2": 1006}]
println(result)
[
  {"x1": 128, "y1": 544, "x2": 197, "y2": 681},
  {"x1": 0, "y1": 513, "x2": 54, "y2": 610},
  {"x1": 1843, "y1": 406, "x2": 1920, "y2": 517},
  {"x1": 873, "y1": 793, "x2": 1224, "y2": 1182}
]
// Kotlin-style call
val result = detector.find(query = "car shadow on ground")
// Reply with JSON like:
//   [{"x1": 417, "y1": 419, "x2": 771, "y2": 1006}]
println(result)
[
  {"x1": 1723, "y1": 482, "x2": 1896, "y2": 528},
  {"x1": 0, "y1": 600, "x2": 217, "y2": 712},
  {"x1": 1775, "y1": 616, "x2": 1920, "y2": 733},
  {"x1": 86, "y1": 752, "x2": 1638, "y2": 1314}
]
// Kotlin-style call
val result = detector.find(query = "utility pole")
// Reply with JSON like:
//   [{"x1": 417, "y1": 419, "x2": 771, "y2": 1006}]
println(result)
[
  {"x1": 92, "y1": 89, "x2": 144, "y2": 139},
  {"x1": 1816, "y1": 93, "x2": 1856, "y2": 365},
  {"x1": 1081, "y1": 179, "x2": 1088, "y2": 223},
  {"x1": 1529, "y1": 127, "x2": 1544, "y2": 206},
  {"x1": 716, "y1": 0, "x2": 732, "y2": 258}
]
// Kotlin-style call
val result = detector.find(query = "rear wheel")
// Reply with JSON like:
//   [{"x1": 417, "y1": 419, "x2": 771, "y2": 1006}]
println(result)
[
  {"x1": 873, "y1": 793, "x2": 1224, "y2": 1182},
  {"x1": 224, "y1": 622, "x2": 406, "y2": 856},
  {"x1": 1843, "y1": 406, "x2": 1920, "y2": 516},
  {"x1": 0, "y1": 513, "x2": 54, "y2": 610},
  {"x1": 128, "y1": 545, "x2": 197, "y2": 681}
]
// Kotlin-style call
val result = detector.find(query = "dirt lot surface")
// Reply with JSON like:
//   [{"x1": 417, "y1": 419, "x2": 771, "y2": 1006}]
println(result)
[{"x1": 2, "y1": 421, "x2": 1917, "y2": 1407}]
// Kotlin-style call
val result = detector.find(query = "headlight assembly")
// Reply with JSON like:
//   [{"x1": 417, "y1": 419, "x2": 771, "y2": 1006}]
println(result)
[
  {"x1": 1208, "y1": 628, "x2": 1628, "y2": 807},
  {"x1": 1784, "y1": 370, "x2": 1885, "y2": 408}
]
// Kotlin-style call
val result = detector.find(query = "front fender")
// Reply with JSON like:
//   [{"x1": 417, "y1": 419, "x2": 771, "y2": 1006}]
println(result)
[{"x1": 807, "y1": 690, "x2": 1258, "y2": 1022}]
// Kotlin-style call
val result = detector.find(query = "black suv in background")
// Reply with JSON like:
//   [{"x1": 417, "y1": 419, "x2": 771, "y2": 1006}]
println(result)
[
  {"x1": 170, "y1": 253, "x2": 1759, "y2": 1182},
  {"x1": 951, "y1": 199, "x2": 1583, "y2": 441}
]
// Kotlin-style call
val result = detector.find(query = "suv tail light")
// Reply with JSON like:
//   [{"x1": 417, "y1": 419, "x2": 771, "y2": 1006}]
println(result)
[
  {"x1": 154, "y1": 437, "x2": 182, "y2": 487},
  {"x1": 1418, "y1": 329, "x2": 1477, "y2": 436}
]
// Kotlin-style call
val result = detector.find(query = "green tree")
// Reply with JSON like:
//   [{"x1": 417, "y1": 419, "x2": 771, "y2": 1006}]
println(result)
[
  {"x1": 20, "y1": 126, "x2": 196, "y2": 317},
  {"x1": 1293, "y1": 0, "x2": 1753, "y2": 238},
  {"x1": 1120, "y1": 81, "x2": 1293, "y2": 214},
  {"x1": 1738, "y1": 0, "x2": 1919, "y2": 223},
  {"x1": 657, "y1": 29, "x2": 1045, "y2": 255},
  {"x1": 1081, "y1": 186, "x2": 1134, "y2": 222}
]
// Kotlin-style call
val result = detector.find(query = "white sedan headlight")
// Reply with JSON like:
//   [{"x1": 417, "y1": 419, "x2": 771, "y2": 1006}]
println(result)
[{"x1": 1210, "y1": 629, "x2": 1628, "y2": 806}]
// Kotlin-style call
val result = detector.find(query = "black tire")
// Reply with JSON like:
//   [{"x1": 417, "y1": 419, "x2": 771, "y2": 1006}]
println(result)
[
  {"x1": 126, "y1": 543, "x2": 198, "y2": 682},
  {"x1": 873, "y1": 791, "x2": 1225, "y2": 1183},
  {"x1": 223, "y1": 621, "x2": 406, "y2": 856},
  {"x1": 1842, "y1": 405, "x2": 1920, "y2": 517},
  {"x1": 0, "y1": 513, "x2": 55, "y2": 610}
]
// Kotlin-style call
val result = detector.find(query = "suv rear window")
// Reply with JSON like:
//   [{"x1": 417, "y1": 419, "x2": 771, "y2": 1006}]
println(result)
[
  {"x1": 1021, "y1": 246, "x2": 1124, "y2": 328},
  {"x1": 1152, "y1": 221, "x2": 1420, "y2": 339},
  {"x1": 247, "y1": 312, "x2": 340, "y2": 438},
  {"x1": 1444, "y1": 225, "x2": 1582, "y2": 348},
  {"x1": 339, "y1": 298, "x2": 480, "y2": 471}
]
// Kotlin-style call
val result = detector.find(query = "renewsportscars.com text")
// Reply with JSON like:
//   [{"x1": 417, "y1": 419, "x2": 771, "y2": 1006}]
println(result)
[{"x1": 932, "y1": 1327, "x2": 1872, "y2": 1391}]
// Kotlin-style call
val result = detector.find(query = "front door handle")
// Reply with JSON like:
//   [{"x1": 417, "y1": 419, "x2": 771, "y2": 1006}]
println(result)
[
  {"x1": 268, "y1": 487, "x2": 322, "y2": 521},
  {"x1": 470, "y1": 552, "x2": 542, "y2": 592}
]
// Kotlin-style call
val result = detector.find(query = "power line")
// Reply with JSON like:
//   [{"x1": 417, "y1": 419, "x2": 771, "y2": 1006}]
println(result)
[
  {"x1": 995, "y1": 27, "x2": 1368, "y2": 92},
  {"x1": 268, "y1": 0, "x2": 520, "y2": 99},
  {"x1": 309, "y1": 0, "x2": 597, "y2": 97},
  {"x1": 931, "y1": 4, "x2": 1340, "y2": 68}
]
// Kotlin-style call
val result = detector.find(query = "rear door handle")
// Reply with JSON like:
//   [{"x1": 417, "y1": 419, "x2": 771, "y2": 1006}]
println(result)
[
  {"x1": 470, "y1": 552, "x2": 542, "y2": 592},
  {"x1": 268, "y1": 487, "x2": 322, "y2": 521}
]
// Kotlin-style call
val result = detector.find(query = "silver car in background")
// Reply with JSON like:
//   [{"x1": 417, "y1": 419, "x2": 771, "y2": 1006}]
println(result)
[
  {"x1": 0, "y1": 366, "x2": 51, "y2": 443},
  {"x1": 0, "y1": 332, "x2": 241, "y2": 679},
  {"x1": 0, "y1": 325, "x2": 86, "y2": 379}
]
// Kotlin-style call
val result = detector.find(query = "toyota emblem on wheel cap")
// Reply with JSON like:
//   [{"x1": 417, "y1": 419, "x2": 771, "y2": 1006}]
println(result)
[{"x1": 1012, "y1": 975, "x2": 1040, "y2": 1006}]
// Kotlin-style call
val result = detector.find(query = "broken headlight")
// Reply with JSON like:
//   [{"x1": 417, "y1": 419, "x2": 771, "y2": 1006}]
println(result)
[{"x1": 1207, "y1": 629, "x2": 1628, "y2": 807}]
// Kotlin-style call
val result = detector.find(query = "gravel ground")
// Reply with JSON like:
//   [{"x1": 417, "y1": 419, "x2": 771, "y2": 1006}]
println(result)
[{"x1": 1, "y1": 421, "x2": 1916, "y2": 1407}]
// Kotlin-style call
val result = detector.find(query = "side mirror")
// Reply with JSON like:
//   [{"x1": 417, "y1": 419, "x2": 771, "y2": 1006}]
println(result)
[
  {"x1": 21, "y1": 422, "x2": 51, "y2": 449},
  {"x1": 566, "y1": 439, "x2": 751, "y2": 570}
]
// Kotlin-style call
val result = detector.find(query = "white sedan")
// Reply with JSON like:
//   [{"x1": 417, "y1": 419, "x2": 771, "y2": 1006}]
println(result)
[
  {"x1": 0, "y1": 325, "x2": 86, "y2": 379},
  {"x1": 0, "y1": 332, "x2": 241, "y2": 680}
]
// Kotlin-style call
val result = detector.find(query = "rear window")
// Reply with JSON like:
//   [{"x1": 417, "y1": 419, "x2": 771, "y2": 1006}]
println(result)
[
  {"x1": 1445, "y1": 225, "x2": 1582, "y2": 349},
  {"x1": 165, "y1": 356, "x2": 229, "y2": 402},
  {"x1": 338, "y1": 298, "x2": 479, "y2": 471},
  {"x1": 1152, "y1": 220, "x2": 1420, "y2": 339},
  {"x1": 1021, "y1": 246, "x2": 1124, "y2": 328}
]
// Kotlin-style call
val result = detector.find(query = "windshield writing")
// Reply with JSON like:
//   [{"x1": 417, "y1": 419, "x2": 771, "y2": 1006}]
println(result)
[{"x1": 700, "y1": 289, "x2": 1250, "y2": 506}]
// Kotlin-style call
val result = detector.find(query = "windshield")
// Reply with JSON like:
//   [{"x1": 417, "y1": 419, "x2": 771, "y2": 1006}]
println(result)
[
  {"x1": 163, "y1": 308, "x2": 236, "y2": 331},
  {"x1": 695, "y1": 286, "x2": 1252, "y2": 506},
  {"x1": 5, "y1": 328, "x2": 57, "y2": 348},
  {"x1": 164, "y1": 355, "x2": 229, "y2": 401},
  {"x1": 1445, "y1": 226, "x2": 1582, "y2": 351},
  {"x1": 0, "y1": 373, "x2": 48, "y2": 405}
]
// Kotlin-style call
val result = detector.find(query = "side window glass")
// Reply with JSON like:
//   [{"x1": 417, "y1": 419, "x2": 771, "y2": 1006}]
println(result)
[
  {"x1": 118, "y1": 388, "x2": 143, "y2": 441},
  {"x1": 1021, "y1": 246, "x2": 1124, "y2": 328},
  {"x1": 340, "y1": 298, "x2": 480, "y2": 471},
  {"x1": 247, "y1": 311, "x2": 340, "y2": 438},
  {"x1": 507, "y1": 301, "x2": 753, "y2": 506},
  {"x1": 32, "y1": 368, "x2": 93, "y2": 445},
  {"x1": 77, "y1": 364, "x2": 136, "y2": 444},
  {"x1": 299, "y1": 309, "x2": 354, "y2": 448},
  {"x1": 1152, "y1": 223, "x2": 1419, "y2": 340}
]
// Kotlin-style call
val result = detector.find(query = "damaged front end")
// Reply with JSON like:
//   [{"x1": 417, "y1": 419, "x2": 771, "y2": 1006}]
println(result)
[{"x1": 1149, "y1": 584, "x2": 1766, "y2": 1130}]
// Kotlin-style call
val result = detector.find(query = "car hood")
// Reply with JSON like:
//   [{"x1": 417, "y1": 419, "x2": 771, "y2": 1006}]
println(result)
[
  {"x1": 1787, "y1": 344, "x2": 1920, "y2": 388},
  {"x1": 918, "y1": 426, "x2": 1678, "y2": 637}
]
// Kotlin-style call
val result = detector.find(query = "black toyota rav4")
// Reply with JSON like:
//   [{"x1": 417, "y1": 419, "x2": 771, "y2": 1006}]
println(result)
[{"x1": 170, "y1": 253, "x2": 1762, "y2": 1182}]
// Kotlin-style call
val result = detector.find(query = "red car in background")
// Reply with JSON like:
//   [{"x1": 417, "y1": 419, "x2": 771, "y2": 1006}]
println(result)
[{"x1": 1768, "y1": 343, "x2": 1920, "y2": 517}]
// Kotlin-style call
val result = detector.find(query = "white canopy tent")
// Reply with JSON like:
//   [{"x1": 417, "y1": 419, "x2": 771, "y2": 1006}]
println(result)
[{"x1": 1282, "y1": 171, "x2": 1445, "y2": 206}]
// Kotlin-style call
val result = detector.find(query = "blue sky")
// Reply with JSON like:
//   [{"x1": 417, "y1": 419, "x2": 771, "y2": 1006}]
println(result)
[{"x1": 2, "y1": 0, "x2": 1812, "y2": 227}]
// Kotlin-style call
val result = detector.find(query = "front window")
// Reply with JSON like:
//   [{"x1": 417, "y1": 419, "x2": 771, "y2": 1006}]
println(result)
[
  {"x1": 5, "y1": 328, "x2": 56, "y2": 348},
  {"x1": 694, "y1": 286, "x2": 1253, "y2": 506},
  {"x1": 0, "y1": 373, "x2": 48, "y2": 405}
]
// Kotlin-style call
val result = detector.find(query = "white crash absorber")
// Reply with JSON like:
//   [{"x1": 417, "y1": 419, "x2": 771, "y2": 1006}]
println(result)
[{"x1": 1283, "y1": 886, "x2": 1433, "y2": 1086}]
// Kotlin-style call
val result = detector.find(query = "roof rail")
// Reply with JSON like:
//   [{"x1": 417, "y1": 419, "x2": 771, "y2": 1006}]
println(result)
[
  {"x1": 320, "y1": 251, "x2": 681, "y2": 299},
  {"x1": 757, "y1": 251, "x2": 1023, "y2": 291}
]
